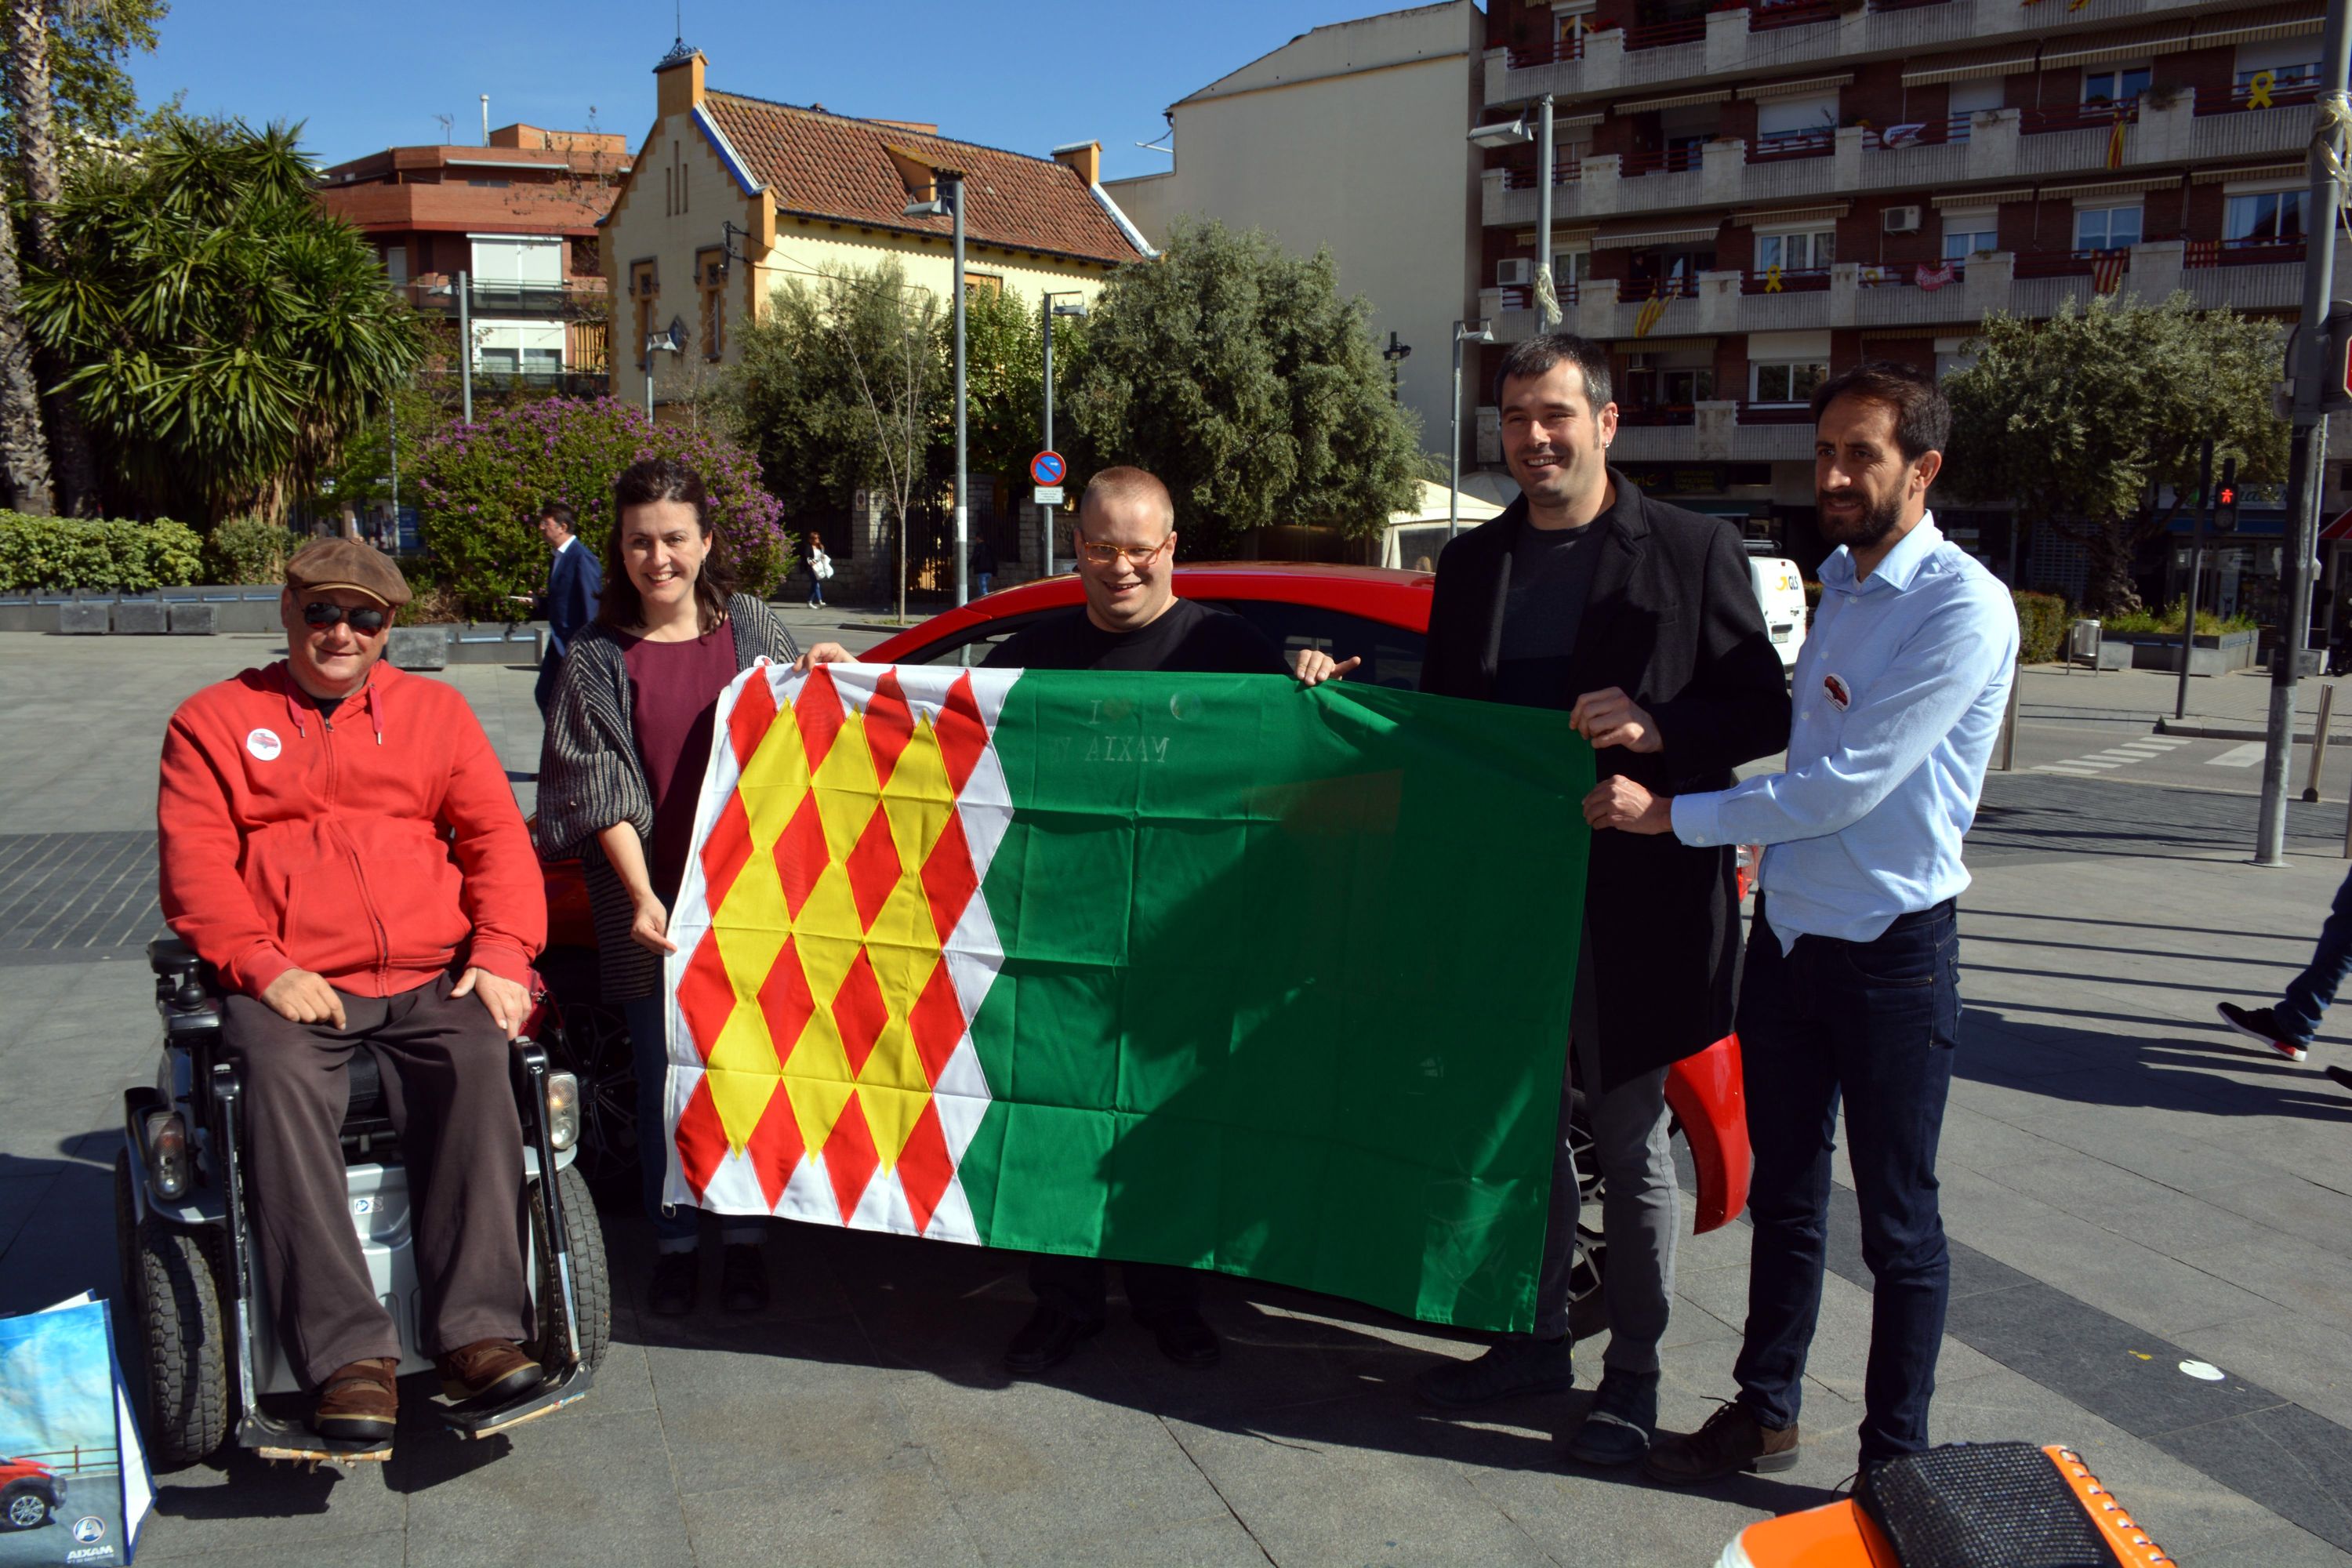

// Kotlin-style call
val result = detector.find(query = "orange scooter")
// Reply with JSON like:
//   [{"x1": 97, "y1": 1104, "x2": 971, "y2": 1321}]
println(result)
[{"x1": 1719, "y1": 1443, "x2": 2174, "y2": 1568}]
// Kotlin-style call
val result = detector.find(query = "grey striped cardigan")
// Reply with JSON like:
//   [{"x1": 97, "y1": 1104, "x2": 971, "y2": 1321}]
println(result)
[{"x1": 534, "y1": 594, "x2": 800, "y2": 1002}]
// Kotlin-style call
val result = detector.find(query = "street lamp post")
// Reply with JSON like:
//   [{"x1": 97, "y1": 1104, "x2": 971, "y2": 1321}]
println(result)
[
  {"x1": 906, "y1": 175, "x2": 971, "y2": 606},
  {"x1": 1042, "y1": 292, "x2": 1086, "y2": 576},
  {"x1": 457, "y1": 269, "x2": 473, "y2": 423},
  {"x1": 1382, "y1": 332, "x2": 1413, "y2": 403},
  {"x1": 1467, "y1": 105, "x2": 1552, "y2": 326},
  {"x1": 1450, "y1": 320, "x2": 1494, "y2": 541}
]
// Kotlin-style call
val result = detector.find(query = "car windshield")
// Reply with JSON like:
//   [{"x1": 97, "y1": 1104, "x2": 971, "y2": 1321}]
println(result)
[{"x1": 894, "y1": 601, "x2": 1427, "y2": 690}]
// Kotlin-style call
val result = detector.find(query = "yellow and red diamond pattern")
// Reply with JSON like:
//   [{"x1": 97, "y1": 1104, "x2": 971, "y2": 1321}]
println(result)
[{"x1": 667, "y1": 665, "x2": 999, "y2": 1236}]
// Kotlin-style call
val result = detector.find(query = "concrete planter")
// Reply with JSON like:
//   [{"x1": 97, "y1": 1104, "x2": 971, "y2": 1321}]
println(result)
[
  {"x1": 2101, "y1": 629, "x2": 2258, "y2": 676},
  {"x1": 387, "y1": 622, "x2": 543, "y2": 671}
]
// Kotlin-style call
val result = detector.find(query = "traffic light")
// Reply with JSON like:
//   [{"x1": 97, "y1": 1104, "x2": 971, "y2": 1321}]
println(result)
[{"x1": 2213, "y1": 458, "x2": 2239, "y2": 532}]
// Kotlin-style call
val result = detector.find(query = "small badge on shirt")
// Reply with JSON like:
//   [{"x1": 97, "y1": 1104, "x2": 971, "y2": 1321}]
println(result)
[
  {"x1": 245, "y1": 727, "x2": 282, "y2": 762},
  {"x1": 1822, "y1": 673, "x2": 1853, "y2": 713}
]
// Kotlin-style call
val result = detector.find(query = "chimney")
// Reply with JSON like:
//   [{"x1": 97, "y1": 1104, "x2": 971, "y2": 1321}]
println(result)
[
  {"x1": 655, "y1": 40, "x2": 706, "y2": 119},
  {"x1": 480, "y1": 95, "x2": 489, "y2": 146},
  {"x1": 1051, "y1": 140, "x2": 1101, "y2": 187}
]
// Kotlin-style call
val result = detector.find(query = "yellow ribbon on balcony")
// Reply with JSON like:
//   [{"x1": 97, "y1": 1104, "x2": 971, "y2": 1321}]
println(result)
[
  {"x1": 1763, "y1": 263, "x2": 1784, "y2": 293},
  {"x1": 2248, "y1": 71, "x2": 2275, "y2": 111}
]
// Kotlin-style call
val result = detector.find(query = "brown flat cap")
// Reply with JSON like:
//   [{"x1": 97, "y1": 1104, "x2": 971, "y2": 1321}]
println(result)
[{"x1": 285, "y1": 538, "x2": 412, "y2": 607}]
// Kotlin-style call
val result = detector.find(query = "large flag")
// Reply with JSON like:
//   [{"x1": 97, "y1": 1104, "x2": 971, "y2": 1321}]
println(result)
[{"x1": 661, "y1": 663, "x2": 1593, "y2": 1332}]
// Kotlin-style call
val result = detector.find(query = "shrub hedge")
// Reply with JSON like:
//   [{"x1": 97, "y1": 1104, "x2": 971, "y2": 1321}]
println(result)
[
  {"x1": 0, "y1": 513, "x2": 204, "y2": 593},
  {"x1": 203, "y1": 514, "x2": 304, "y2": 586},
  {"x1": 415, "y1": 398, "x2": 792, "y2": 619},
  {"x1": 2013, "y1": 590, "x2": 2068, "y2": 664}
]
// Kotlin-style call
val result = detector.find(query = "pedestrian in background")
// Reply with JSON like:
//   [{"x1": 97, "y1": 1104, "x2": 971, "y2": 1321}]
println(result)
[
  {"x1": 1587, "y1": 361, "x2": 2018, "y2": 1483},
  {"x1": 974, "y1": 535, "x2": 998, "y2": 598},
  {"x1": 532, "y1": 503, "x2": 603, "y2": 717},
  {"x1": 1417, "y1": 332, "x2": 1790, "y2": 1467},
  {"x1": 805, "y1": 532, "x2": 833, "y2": 608},
  {"x1": 2217, "y1": 869, "x2": 2352, "y2": 1062}
]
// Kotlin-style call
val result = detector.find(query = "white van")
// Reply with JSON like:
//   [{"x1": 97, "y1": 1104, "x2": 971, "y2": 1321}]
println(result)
[{"x1": 1745, "y1": 546, "x2": 1809, "y2": 671}]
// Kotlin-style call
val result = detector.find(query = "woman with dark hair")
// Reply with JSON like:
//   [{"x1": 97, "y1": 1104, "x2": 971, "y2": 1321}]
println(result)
[{"x1": 536, "y1": 456, "x2": 800, "y2": 1317}]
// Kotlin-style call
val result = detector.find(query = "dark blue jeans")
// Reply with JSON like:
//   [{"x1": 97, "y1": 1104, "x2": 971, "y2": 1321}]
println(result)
[
  {"x1": 1732, "y1": 898, "x2": 1961, "y2": 1465},
  {"x1": 2278, "y1": 862, "x2": 2352, "y2": 1044},
  {"x1": 622, "y1": 996, "x2": 762, "y2": 1251}
]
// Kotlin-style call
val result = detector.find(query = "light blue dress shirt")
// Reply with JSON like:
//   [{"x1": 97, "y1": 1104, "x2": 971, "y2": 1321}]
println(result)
[{"x1": 1670, "y1": 514, "x2": 2018, "y2": 951}]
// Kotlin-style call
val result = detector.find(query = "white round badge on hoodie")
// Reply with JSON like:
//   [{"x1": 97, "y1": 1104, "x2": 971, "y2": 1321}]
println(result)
[{"x1": 246, "y1": 728, "x2": 282, "y2": 762}]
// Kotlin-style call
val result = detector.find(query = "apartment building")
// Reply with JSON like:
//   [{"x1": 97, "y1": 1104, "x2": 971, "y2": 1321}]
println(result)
[
  {"x1": 1473, "y1": 0, "x2": 2335, "y2": 607},
  {"x1": 316, "y1": 123, "x2": 627, "y2": 393},
  {"x1": 1104, "y1": 2, "x2": 1487, "y2": 461}
]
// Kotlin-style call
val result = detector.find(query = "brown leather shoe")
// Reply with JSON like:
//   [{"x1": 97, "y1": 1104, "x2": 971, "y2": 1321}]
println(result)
[
  {"x1": 312, "y1": 1357, "x2": 398, "y2": 1444},
  {"x1": 1642, "y1": 1400, "x2": 1799, "y2": 1486},
  {"x1": 436, "y1": 1339, "x2": 543, "y2": 1404}
]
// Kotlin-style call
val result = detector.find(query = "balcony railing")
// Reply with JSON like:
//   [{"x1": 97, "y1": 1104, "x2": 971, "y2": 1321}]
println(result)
[
  {"x1": 405, "y1": 278, "x2": 609, "y2": 318},
  {"x1": 1866, "y1": 112, "x2": 1973, "y2": 151},
  {"x1": 1628, "y1": 274, "x2": 1703, "y2": 299},
  {"x1": 1749, "y1": 0, "x2": 1841, "y2": 31},
  {"x1": 1617, "y1": 405, "x2": 1699, "y2": 426},
  {"x1": 1502, "y1": 156, "x2": 1583, "y2": 189},
  {"x1": 1748, "y1": 129, "x2": 1835, "y2": 164},
  {"x1": 1621, "y1": 143, "x2": 1706, "y2": 176},
  {"x1": 2194, "y1": 77, "x2": 2325, "y2": 116},
  {"x1": 1508, "y1": 33, "x2": 1584, "y2": 67},
  {"x1": 2020, "y1": 101, "x2": 2136, "y2": 137},
  {"x1": 2186, "y1": 237, "x2": 2308, "y2": 267},
  {"x1": 1737, "y1": 403, "x2": 1817, "y2": 423},
  {"x1": 2012, "y1": 247, "x2": 2129, "y2": 281},
  {"x1": 1622, "y1": 13, "x2": 1708, "y2": 50},
  {"x1": 1742, "y1": 266, "x2": 1832, "y2": 294}
]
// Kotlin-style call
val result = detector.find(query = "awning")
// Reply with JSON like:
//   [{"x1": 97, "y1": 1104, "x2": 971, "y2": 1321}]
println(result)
[
  {"x1": 1904, "y1": 47, "x2": 2037, "y2": 88},
  {"x1": 2045, "y1": 175, "x2": 2189, "y2": 201},
  {"x1": 2194, "y1": 3, "x2": 2324, "y2": 50},
  {"x1": 2043, "y1": 24, "x2": 2198, "y2": 71},
  {"x1": 1592, "y1": 222, "x2": 1721, "y2": 250},
  {"x1": 1738, "y1": 74, "x2": 1853, "y2": 102},
  {"x1": 2194, "y1": 162, "x2": 2304, "y2": 184},
  {"x1": 1615, "y1": 88, "x2": 1732, "y2": 114},
  {"x1": 1933, "y1": 188, "x2": 2032, "y2": 209},
  {"x1": 1733, "y1": 202, "x2": 1850, "y2": 227}
]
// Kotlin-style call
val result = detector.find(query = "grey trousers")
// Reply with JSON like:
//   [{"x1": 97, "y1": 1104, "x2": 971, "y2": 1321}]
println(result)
[
  {"x1": 1529, "y1": 946, "x2": 1680, "y2": 1372},
  {"x1": 221, "y1": 975, "x2": 533, "y2": 1387}
]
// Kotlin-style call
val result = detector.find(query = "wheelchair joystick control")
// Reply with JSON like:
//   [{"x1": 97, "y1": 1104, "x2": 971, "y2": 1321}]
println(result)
[{"x1": 172, "y1": 971, "x2": 206, "y2": 1011}]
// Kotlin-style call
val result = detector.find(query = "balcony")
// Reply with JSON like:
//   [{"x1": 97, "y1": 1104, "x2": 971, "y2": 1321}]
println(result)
[
  {"x1": 1475, "y1": 238, "x2": 2347, "y2": 347},
  {"x1": 403, "y1": 276, "x2": 610, "y2": 320},
  {"x1": 1609, "y1": 403, "x2": 1817, "y2": 463},
  {"x1": 1481, "y1": 94, "x2": 2318, "y2": 228},
  {"x1": 1488, "y1": 0, "x2": 2220, "y2": 110}
]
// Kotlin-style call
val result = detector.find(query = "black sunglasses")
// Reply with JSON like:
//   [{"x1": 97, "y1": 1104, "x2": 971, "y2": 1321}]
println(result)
[{"x1": 302, "y1": 602, "x2": 390, "y2": 633}]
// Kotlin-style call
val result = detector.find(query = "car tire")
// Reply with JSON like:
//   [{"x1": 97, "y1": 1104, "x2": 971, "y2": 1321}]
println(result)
[
  {"x1": 118, "y1": 1150, "x2": 230, "y2": 1468},
  {"x1": 529, "y1": 1162, "x2": 611, "y2": 1374},
  {"x1": 0, "y1": 1483, "x2": 50, "y2": 1530}
]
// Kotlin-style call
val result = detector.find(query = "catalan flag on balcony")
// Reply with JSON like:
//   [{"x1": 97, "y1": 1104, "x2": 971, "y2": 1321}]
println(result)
[
  {"x1": 660, "y1": 663, "x2": 1594, "y2": 1332},
  {"x1": 2107, "y1": 116, "x2": 2127, "y2": 169},
  {"x1": 2092, "y1": 251, "x2": 2129, "y2": 294},
  {"x1": 1634, "y1": 282, "x2": 1672, "y2": 339}
]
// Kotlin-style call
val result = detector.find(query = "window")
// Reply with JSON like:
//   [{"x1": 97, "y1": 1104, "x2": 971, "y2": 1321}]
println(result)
[
  {"x1": 465, "y1": 178, "x2": 511, "y2": 189},
  {"x1": 2080, "y1": 66, "x2": 2151, "y2": 107},
  {"x1": 1756, "y1": 92, "x2": 1838, "y2": 144},
  {"x1": 2074, "y1": 204, "x2": 2143, "y2": 250},
  {"x1": 1751, "y1": 361, "x2": 1828, "y2": 404},
  {"x1": 1940, "y1": 211, "x2": 1996, "y2": 260},
  {"x1": 1756, "y1": 229, "x2": 1834, "y2": 271},
  {"x1": 630, "y1": 260, "x2": 658, "y2": 368},
  {"x1": 962, "y1": 272, "x2": 1003, "y2": 298},
  {"x1": 2226, "y1": 191, "x2": 2305, "y2": 245},
  {"x1": 523, "y1": 347, "x2": 562, "y2": 378},
  {"x1": 1553, "y1": 249, "x2": 1590, "y2": 302},
  {"x1": 697, "y1": 249, "x2": 727, "y2": 361},
  {"x1": 1947, "y1": 78, "x2": 2002, "y2": 142},
  {"x1": 381, "y1": 244, "x2": 408, "y2": 288},
  {"x1": 2236, "y1": 40, "x2": 2325, "y2": 90},
  {"x1": 478, "y1": 347, "x2": 519, "y2": 376}
]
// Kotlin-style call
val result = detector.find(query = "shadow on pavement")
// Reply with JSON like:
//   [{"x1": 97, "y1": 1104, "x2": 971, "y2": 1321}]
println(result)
[{"x1": 1958, "y1": 1005, "x2": 2352, "y2": 1123}]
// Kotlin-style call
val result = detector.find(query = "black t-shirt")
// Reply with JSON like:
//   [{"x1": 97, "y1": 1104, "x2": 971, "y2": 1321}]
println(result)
[
  {"x1": 983, "y1": 598, "x2": 1290, "y2": 675},
  {"x1": 1492, "y1": 510, "x2": 1611, "y2": 710}
]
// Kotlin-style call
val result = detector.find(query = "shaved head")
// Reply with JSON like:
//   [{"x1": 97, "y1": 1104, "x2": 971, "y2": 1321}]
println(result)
[{"x1": 1079, "y1": 466, "x2": 1174, "y2": 536}]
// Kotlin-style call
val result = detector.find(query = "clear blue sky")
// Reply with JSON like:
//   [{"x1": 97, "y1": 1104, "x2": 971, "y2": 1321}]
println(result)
[{"x1": 130, "y1": 0, "x2": 1401, "y2": 181}]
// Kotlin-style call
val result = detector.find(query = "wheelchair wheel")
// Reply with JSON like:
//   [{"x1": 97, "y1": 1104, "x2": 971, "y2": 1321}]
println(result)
[
  {"x1": 537, "y1": 946, "x2": 639, "y2": 1203},
  {"x1": 529, "y1": 1162, "x2": 610, "y2": 1374},
  {"x1": 116, "y1": 1150, "x2": 230, "y2": 1467}
]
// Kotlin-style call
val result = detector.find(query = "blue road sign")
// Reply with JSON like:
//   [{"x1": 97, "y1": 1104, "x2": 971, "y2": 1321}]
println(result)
[{"x1": 1029, "y1": 450, "x2": 1066, "y2": 487}]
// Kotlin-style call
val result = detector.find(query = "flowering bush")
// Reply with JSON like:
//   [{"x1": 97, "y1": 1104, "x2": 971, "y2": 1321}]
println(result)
[{"x1": 414, "y1": 398, "x2": 791, "y2": 619}]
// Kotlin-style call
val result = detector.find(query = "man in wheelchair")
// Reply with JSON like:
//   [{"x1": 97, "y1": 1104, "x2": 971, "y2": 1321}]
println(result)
[{"x1": 154, "y1": 540, "x2": 551, "y2": 1448}]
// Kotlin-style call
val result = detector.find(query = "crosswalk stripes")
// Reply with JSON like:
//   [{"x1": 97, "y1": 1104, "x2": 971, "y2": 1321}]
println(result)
[
  {"x1": 2031, "y1": 733, "x2": 2194, "y2": 778},
  {"x1": 2206, "y1": 742, "x2": 2267, "y2": 768}
]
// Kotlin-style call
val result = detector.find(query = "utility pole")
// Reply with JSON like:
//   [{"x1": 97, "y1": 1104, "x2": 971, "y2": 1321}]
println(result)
[
  {"x1": 2177, "y1": 440, "x2": 2212, "y2": 721},
  {"x1": 1535, "y1": 94, "x2": 1559, "y2": 330},
  {"x1": 1041, "y1": 292, "x2": 1085, "y2": 577},
  {"x1": 457, "y1": 269, "x2": 474, "y2": 424},
  {"x1": 1450, "y1": 319, "x2": 1493, "y2": 540},
  {"x1": 2257, "y1": 0, "x2": 2352, "y2": 865},
  {"x1": 949, "y1": 172, "x2": 969, "y2": 608}
]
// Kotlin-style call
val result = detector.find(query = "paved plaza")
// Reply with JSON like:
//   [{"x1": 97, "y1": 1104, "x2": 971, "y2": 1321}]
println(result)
[{"x1": 4, "y1": 620, "x2": 2350, "y2": 1565}]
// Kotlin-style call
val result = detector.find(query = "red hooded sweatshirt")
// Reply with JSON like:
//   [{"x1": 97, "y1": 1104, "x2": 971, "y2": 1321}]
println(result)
[{"x1": 158, "y1": 659, "x2": 545, "y2": 1000}]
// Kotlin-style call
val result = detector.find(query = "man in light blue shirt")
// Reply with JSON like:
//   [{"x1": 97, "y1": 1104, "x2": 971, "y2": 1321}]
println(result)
[{"x1": 1584, "y1": 361, "x2": 2017, "y2": 1483}]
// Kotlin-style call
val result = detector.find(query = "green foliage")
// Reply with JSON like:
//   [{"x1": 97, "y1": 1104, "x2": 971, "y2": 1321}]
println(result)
[
  {"x1": 202, "y1": 514, "x2": 301, "y2": 585},
  {"x1": 0, "y1": 510, "x2": 199, "y2": 590},
  {"x1": 0, "y1": 0, "x2": 170, "y2": 172},
  {"x1": 415, "y1": 397, "x2": 790, "y2": 620},
  {"x1": 2099, "y1": 597, "x2": 2256, "y2": 637},
  {"x1": 20, "y1": 114, "x2": 427, "y2": 524},
  {"x1": 316, "y1": 382, "x2": 452, "y2": 515},
  {"x1": 1943, "y1": 295, "x2": 2286, "y2": 615},
  {"x1": 951, "y1": 284, "x2": 1047, "y2": 489},
  {"x1": 1065, "y1": 218, "x2": 1425, "y2": 557},
  {"x1": 2012, "y1": 590, "x2": 2070, "y2": 664}
]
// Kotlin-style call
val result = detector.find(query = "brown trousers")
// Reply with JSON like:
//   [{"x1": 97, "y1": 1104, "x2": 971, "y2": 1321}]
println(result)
[{"x1": 221, "y1": 974, "x2": 532, "y2": 1387}]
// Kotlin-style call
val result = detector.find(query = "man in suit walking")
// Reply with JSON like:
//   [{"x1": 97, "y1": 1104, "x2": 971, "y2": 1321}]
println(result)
[
  {"x1": 533, "y1": 502, "x2": 602, "y2": 716},
  {"x1": 1416, "y1": 333, "x2": 1790, "y2": 1467}
]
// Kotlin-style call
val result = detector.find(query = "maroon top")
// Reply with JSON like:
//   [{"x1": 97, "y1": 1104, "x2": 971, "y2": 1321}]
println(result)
[{"x1": 622, "y1": 622, "x2": 742, "y2": 906}]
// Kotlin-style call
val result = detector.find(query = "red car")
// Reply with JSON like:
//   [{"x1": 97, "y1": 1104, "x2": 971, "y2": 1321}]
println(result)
[
  {"x1": 539, "y1": 564, "x2": 1751, "y2": 1330},
  {"x1": 0, "y1": 1454, "x2": 60, "y2": 1531}
]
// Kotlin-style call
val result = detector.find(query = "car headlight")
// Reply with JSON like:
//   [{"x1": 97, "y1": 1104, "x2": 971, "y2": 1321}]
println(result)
[
  {"x1": 546, "y1": 1071, "x2": 580, "y2": 1152},
  {"x1": 145, "y1": 1110, "x2": 191, "y2": 1200}
]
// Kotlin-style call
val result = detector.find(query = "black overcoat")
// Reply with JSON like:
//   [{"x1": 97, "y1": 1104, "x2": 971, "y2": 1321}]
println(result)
[{"x1": 1421, "y1": 473, "x2": 1792, "y2": 1091}]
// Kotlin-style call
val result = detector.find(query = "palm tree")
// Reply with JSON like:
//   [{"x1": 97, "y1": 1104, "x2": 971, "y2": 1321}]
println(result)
[
  {"x1": 5, "y1": 0, "x2": 99, "y2": 514},
  {"x1": 0, "y1": 187, "x2": 50, "y2": 511},
  {"x1": 21, "y1": 115, "x2": 427, "y2": 523}
]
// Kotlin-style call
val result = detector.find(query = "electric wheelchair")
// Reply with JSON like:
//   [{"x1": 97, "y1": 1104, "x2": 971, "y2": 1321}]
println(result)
[{"x1": 116, "y1": 935, "x2": 609, "y2": 1465}]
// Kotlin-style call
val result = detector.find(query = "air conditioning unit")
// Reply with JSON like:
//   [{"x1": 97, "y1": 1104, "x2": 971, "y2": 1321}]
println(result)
[
  {"x1": 1497, "y1": 257, "x2": 1534, "y2": 287},
  {"x1": 1883, "y1": 205, "x2": 1923, "y2": 234}
]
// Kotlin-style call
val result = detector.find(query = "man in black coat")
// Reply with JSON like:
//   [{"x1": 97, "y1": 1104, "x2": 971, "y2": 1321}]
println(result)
[{"x1": 1416, "y1": 333, "x2": 1790, "y2": 1465}]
